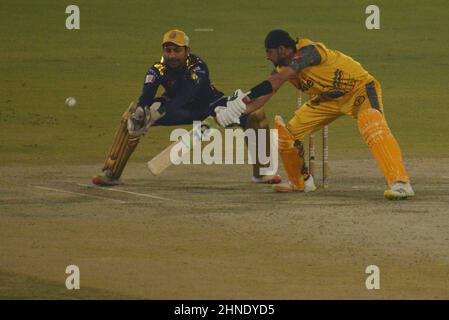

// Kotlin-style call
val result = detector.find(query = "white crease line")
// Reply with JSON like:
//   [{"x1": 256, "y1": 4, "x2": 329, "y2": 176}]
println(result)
[
  {"x1": 34, "y1": 186, "x2": 126, "y2": 204},
  {"x1": 194, "y1": 28, "x2": 214, "y2": 32},
  {"x1": 77, "y1": 184, "x2": 173, "y2": 201}
]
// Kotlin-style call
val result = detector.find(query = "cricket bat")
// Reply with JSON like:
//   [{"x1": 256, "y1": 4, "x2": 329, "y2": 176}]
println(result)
[{"x1": 147, "y1": 117, "x2": 218, "y2": 175}]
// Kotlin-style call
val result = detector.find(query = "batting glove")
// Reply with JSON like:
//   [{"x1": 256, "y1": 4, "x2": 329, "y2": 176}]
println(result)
[
  {"x1": 214, "y1": 89, "x2": 249, "y2": 127},
  {"x1": 214, "y1": 106, "x2": 239, "y2": 127}
]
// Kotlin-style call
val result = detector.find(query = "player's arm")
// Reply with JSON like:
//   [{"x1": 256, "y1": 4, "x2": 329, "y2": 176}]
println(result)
[
  {"x1": 128, "y1": 66, "x2": 164, "y2": 136},
  {"x1": 244, "y1": 93, "x2": 274, "y2": 114},
  {"x1": 138, "y1": 67, "x2": 162, "y2": 107},
  {"x1": 216, "y1": 45, "x2": 321, "y2": 126}
]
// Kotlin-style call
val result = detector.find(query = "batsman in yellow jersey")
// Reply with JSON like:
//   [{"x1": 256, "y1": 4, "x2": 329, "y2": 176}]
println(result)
[{"x1": 215, "y1": 29, "x2": 414, "y2": 200}]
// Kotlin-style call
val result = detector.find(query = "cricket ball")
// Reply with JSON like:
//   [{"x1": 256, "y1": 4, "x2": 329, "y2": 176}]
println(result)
[{"x1": 65, "y1": 97, "x2": 77, "y2": 107}]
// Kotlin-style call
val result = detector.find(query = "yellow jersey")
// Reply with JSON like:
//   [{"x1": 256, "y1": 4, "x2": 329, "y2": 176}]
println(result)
[{"x1": 276, "y1": 38, "x2": 374, "y2": 99}]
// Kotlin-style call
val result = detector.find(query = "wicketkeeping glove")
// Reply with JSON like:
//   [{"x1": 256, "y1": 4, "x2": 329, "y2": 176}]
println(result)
[{"x1": 127, "y1": 102, "x2": 165, "y2": 136}]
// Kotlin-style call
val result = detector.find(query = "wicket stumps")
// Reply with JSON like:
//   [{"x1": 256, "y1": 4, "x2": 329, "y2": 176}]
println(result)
[
  {"x1": 297, "y1": 90, "x2": 329, "y2": 188},
  {"x1": 308, "y1": 127, "x2": 329, "y2": 188}
]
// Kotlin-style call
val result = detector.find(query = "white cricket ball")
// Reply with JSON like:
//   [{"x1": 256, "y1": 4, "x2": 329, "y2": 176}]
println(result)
[{"x1": 65, "y1": 97, "x2": 77, "y2": 107}]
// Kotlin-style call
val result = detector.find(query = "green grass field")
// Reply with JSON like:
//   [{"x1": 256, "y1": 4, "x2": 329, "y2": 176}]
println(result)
[
  {"x1": 1, "y1": 0, "x2": 448, "y2": 165},
  {"x1": 1, "y1": 0, "x2": 449, "y2": 301}
]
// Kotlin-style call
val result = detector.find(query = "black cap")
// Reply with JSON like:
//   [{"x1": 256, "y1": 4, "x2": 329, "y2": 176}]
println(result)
[{"x1": 264, "y1": 29, "x2": 296, "y2": 50}]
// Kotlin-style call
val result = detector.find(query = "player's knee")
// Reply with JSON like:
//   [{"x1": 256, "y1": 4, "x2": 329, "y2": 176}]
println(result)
[
  {"x1": 357, "y1": 108, "x2": 384, "y2": 128},
  {"x1": 275, "y1": 116, "x2": 304, "y2": 157},
  {"x1": 357, "y1": 108, "x2": 390, "y2": 145},
  {"x1": 287, "y1": 118, "x2": 308, "y2": 141}
]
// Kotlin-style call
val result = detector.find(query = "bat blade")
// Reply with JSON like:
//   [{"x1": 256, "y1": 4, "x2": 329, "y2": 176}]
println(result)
[
  {"x1": 147, "y1": 141, "x2": 178, "y2": 175},
  {"x1": 147, "y1": 117, "x2": 218, "y2": 175}
]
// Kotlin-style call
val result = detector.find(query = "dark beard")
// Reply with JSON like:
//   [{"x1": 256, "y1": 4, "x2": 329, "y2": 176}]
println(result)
[
  {"x1": 166, "y1": 60, "x2": 186, "y2": 72},
  {"x1": 272, "y1": 58, "x2": 289, "y2": 68},
  {"x1": 277, "y1": 59, "x2": 289, "y2": 67}
]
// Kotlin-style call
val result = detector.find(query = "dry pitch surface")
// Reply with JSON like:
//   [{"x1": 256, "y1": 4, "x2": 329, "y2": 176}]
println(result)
[{"x1": 1, "y1": 158, "x2": 449, "y2": 299}]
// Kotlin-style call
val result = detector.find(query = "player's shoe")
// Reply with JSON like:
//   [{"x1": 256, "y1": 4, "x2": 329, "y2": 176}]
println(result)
[
  {"x1": 304, "y1": 175, "x2": 317, "y2": 193},
  {"x1": 92, "y1": 172, "x2": 122, "y2": 187},
  {"x1": 272, "y1": 182, "x2": 299, "y2": 192},
  {"x1": 384, "y1": 181, "x2": 415, "y2": 200},
  {"x1": 272, "y1": 175, "x2": 317, "y2": 193},
  {"x1": 251, "y1": 174, "x2": 282, "y2": 184}
]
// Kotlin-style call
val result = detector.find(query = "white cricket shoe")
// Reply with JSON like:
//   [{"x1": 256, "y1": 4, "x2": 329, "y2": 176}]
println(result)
[
  {"x1": 384, "y1": 181, "x2": 415, "y2": 200},
  {"x1": 304, "y1": 175, "x2": 317, "y2": 193}
]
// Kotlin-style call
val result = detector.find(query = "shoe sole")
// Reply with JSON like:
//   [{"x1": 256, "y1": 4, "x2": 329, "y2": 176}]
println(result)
[
  {"x1": 252, "y1": 175, "x2": 282, "y2": 185},
  {"x1": 304, "y1": 186, "x2": 317, "y2": 193},
  {"x1": 383, "y1": 190, "x2": 415, "y2": 200},
  {"x1": 272, "y1": 185, "x2": 302, "y2": 193},
  {"x1": 92, "y1": 176, "x2": 122, "y2": 187}
]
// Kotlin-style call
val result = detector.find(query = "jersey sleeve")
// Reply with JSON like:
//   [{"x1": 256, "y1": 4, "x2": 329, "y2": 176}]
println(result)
[
  {"x1": 312, "y1": 42, "x2": 328, "y2": 64},
  {"x1": 288, "y1": 45, "x2": 322, "y2": 74},
  {"x1": 138, "y1": 66, "x2": 162, "y2": 107}
]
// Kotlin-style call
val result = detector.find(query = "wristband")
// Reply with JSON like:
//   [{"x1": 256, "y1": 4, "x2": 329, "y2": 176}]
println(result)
[{"x1": 247, "y1": 80, "x2": 273, "y2": 100}]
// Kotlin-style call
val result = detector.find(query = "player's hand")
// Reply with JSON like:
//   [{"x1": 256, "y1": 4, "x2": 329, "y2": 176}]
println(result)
[
  {"x1": 127, "y1": 106, "x2": 145, "y2": 136},
  {"x1": 227, "y1": 89, "x2": 249, "y2": 113},
  {"x1": 214, "y1": 89, "x2": 249, "y2": 127},
  {"x1": 214, "y1": 106, "x2": 241, "y2": 127},
  {"x1": 127, "y1": 102, "x2": 165, "y2": 136}
]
